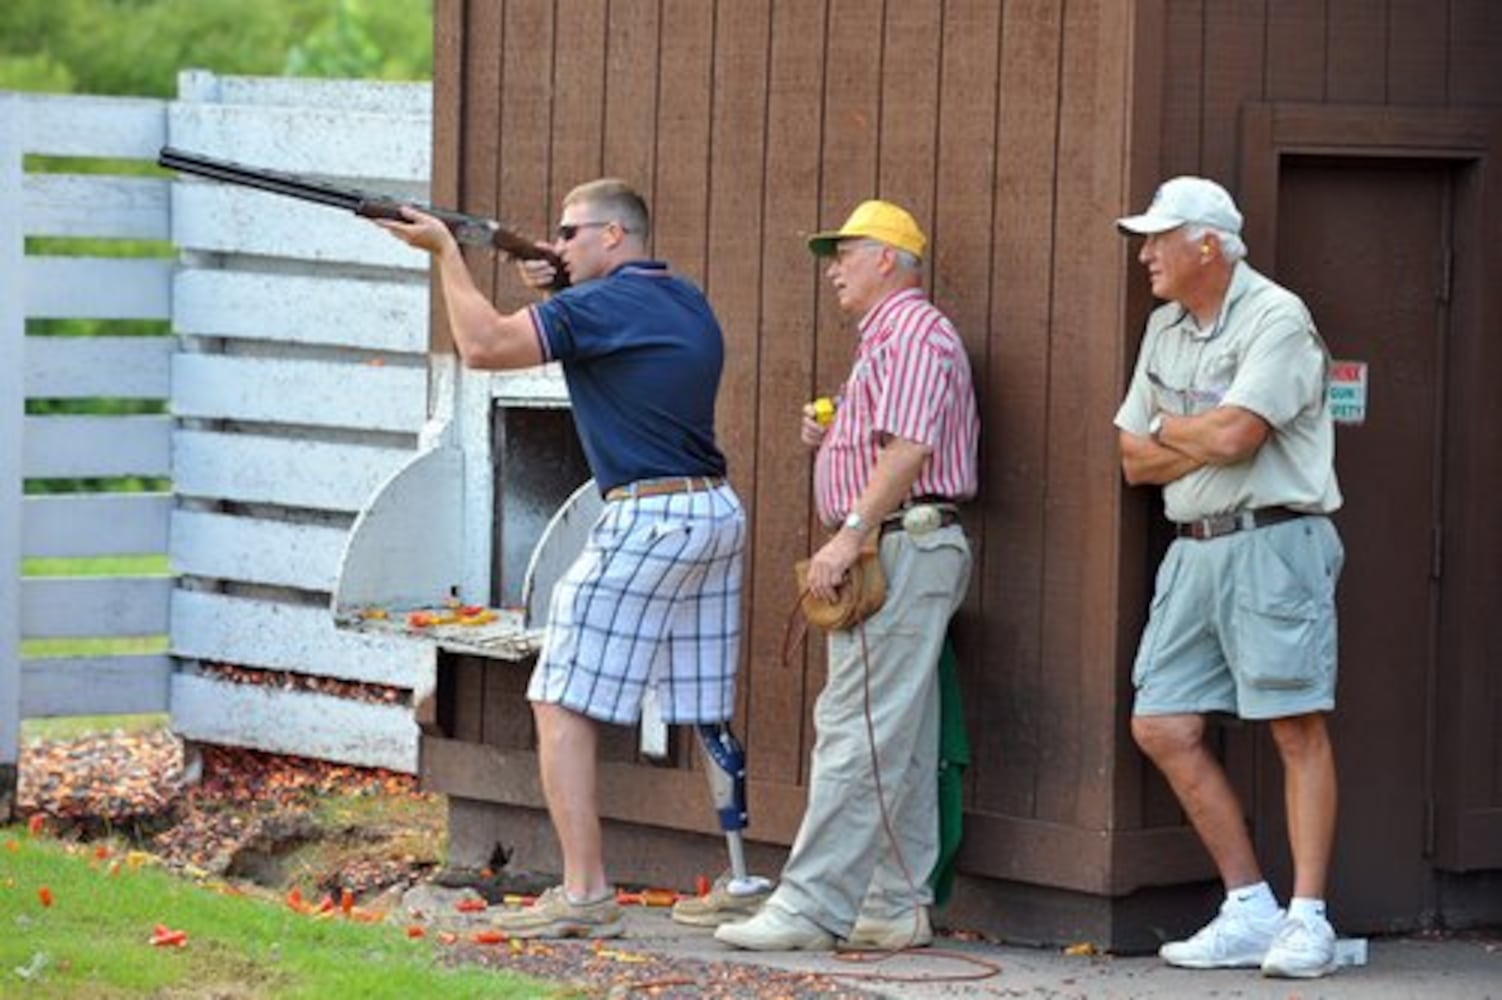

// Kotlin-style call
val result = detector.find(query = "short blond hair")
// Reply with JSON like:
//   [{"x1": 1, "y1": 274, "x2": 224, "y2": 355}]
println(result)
[{"x1": 564, "y1": 178, "x2": 650, "y2": 239}]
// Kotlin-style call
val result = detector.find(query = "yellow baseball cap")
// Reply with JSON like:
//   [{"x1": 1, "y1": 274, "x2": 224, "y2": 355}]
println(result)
[{"x1": 807, "y1": 200, "x2": 927, "y2": 260}]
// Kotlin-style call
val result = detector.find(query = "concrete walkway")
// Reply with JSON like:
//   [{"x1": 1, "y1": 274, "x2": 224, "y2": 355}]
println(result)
[{"x1": 622, "y1": 907, "x2": 1502, "y2": 999}]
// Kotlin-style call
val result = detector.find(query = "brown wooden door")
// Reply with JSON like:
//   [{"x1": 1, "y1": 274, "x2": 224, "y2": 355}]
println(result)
[{"x1": 1259, "y1": 156, "x2": 1452, "y2": 930}]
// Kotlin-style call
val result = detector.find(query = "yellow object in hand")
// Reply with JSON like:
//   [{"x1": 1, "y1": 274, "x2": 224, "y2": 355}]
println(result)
[{"x1": 812, "y1": 397, "x2": 836, "y2": 427}]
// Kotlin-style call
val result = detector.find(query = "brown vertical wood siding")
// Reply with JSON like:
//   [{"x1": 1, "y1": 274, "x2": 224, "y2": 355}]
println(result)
[
  {"x1": 432, "y1": 0, "x2": 1502, "y2": 900},
  {"x1": 434, "y1": 0, "x2": 1140, "y2": 891}
]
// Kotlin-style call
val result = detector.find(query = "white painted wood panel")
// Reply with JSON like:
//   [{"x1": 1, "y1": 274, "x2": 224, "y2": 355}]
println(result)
[
  {"x1": 172, "y1": 590, "x2": 430, "y2": 687},
  {"x1": 173, "y1": 270, "x2": 427, "y2": 353},
  {"x1": 331, "y1": 446, "x2": 465, "y2": 613},
  {"x1": 170, "y1": 354, "x2": 427, "y2": 433},
  {"x1": 22, "y1": 494, "x2": 170, "y2": 559},
  {"x1": 198, "y1": 71, "x2": 431, "y2": 118},
  {"x1": 22, "y1": 655, "x2": 171, "y2": 717},
  {"x1": 169, "y1": 102, "x2": 431, "y2": 182},
  {"x1": 24, "y1": 335, "x2": 172, "y2": 399},
  {"x1": 490, "y1": 366, "x2": 571, "y2": 407},
  {"x1": 2, "y1": 92, "x2": 25, "y2": 765},
  {"x1": 170, "y1": 185, "x2": 429, "y2": 270},
  {"x1": 25, "y1": 257, "x2": 172, "y2": 320},
  {"x1": 20, "y1": 93, "x2": 165, "y2": 159},
  {"x1": 23, "y1": 174, "x2": 171, "y2": 241},
  {"x1": 173, "y1": 431, "x2": 411, "y2": 512},
  {"x1": 22, "y1": 415, "x2": 171, "y2": 479},
  {"x1": 171, "y1": 674, "x2": 417, "y2": 772},
  {"x1": 170, "y1": 511, "x2": 346, "y2": 593},
  {"x1": 20, "y1": 576, "x2": 172, "y2": 639}
]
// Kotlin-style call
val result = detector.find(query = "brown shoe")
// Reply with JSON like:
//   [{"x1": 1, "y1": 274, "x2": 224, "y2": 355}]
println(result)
[
  {"x1": 671, "y1": 873, "x2": 774, "y2": 927},
  {"x1": 492, "y1": 885, "x2": 624, "y2": 939}
]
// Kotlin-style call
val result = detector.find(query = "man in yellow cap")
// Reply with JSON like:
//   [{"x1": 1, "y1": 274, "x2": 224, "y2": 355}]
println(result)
[{"x1": 716, "y1": 200, "x2": 979, "y2": 952}]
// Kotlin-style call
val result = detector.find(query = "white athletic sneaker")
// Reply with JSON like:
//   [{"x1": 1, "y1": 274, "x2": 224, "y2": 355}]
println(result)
[
  {"x1": 1159, "y1": 902, "x2": 1285, "y2": 969},
  {"x1": 1261, "y1": 914, "x2": 1338, "y2": 979}
]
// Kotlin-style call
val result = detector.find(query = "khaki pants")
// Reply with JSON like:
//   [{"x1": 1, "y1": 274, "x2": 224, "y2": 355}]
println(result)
[{"x1": 770, "y1": 524, "x2": 971, "y2": 933}]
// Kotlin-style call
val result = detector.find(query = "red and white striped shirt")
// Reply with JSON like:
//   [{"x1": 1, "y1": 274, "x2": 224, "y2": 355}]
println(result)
[{"x1": 814, "y1": 287, "x2": 980, "y2": 526}]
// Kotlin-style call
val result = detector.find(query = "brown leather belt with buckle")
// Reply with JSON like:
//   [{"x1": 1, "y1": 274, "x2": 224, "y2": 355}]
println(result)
[
  {"x1": 1175, "y1": 506, "x2": 1305, "y2": 541},
  {"x1": 605, "y1": 476, "x2": 725, "y2": 502}
]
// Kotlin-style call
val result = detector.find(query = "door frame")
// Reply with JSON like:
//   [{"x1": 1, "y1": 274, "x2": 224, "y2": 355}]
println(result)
[{"x1": 1239, "y1": 104, "x2": 1502, "y2": 874}]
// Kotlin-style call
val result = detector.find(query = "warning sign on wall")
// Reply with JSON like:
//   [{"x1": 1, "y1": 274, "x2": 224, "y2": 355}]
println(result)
[{"x1": 1328, "y1": 360, "x2": 1367, "y2": 425}]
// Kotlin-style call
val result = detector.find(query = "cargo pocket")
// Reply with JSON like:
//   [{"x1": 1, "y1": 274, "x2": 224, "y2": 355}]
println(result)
[
  {"x1": 875, "y1": 528, "x2": 970, "y2": 636},
  {"x1": 1132, "y1": 544, "x2": 1185, "y2": 690},
  {"x1": 908, "y1": 529, "x2": 971, "y2": 598},
  {"x1": 1232, "y1": 525, "x2": 1325, "y2": 691}
]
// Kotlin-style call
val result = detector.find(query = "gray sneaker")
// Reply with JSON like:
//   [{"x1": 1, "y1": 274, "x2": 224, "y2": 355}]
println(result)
[
  {"x1": 491, "y1": 885, "x2": 624, "y2": 939},
  {"x1": 670, "y1": 872, "x2": 773, "y2": 927},
  {"x1": 1159, "y1": 903, "x2": 1284, "y2": 969},
  {"x1": 1261, "y1": 914, "x2": 1338, "y2": 979}
]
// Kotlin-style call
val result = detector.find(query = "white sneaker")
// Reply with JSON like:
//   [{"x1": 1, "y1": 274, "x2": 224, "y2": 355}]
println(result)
[
  {"x1": 838, "y1": 907, "x2": 933, "y2": 951},
  {"x1": 1159, "y1": 902, "x2": 1284, "y2": 969},
  {"x1": 1261, "y1": 914, "x2": 1338, "y2": 979},
  {"x1": 713, "y1": 902, "x2": 835, "y2": 951}
]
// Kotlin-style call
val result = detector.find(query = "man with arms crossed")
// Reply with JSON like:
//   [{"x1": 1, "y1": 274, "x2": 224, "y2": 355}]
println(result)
[{"x1": 1115, "y1": 177, "x2": 1345, "y2": 979}]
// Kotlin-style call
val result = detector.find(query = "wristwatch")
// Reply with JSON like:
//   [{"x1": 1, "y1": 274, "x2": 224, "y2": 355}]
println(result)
[
  {"x1": 842, "y1": 511, "x2": 867, "y2": 534},
  {"x1": 1148, "y1": 413, "x2": 1165, "y2": 442}
]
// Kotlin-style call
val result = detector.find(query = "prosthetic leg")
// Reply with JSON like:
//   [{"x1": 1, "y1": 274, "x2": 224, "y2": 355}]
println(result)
[
  {"x1": 669, "y1": 723, "x2": 773, "y2": 925},
  {"x1": 695, "y1": 723, "x2": 774, "y2": 896}
]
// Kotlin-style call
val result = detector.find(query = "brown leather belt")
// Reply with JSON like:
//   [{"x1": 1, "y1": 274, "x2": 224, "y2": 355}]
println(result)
[
  {"x1": 605, "y1": 476, "x2": 725, "y2": 502},
  {"x1": 1175, "y1": 506, "x2": 1305, "y2": 541}
]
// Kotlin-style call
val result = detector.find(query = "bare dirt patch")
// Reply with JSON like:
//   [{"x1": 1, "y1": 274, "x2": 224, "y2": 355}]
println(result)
[{"x1": 18, "y1": 729, "x2": 442, "y2": 900}]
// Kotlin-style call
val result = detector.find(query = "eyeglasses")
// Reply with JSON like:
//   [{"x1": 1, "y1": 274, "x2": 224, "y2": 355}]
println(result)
[{"x1": 556, "y1": 221, "x2": 613, "y2": 242}]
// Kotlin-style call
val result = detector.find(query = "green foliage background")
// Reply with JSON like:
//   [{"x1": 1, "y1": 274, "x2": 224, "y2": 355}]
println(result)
[
  {"x1": 0, "y1": 0, "x2": 433, "y2": 97},
  {"x1": 6, "y1": 0, "x2": 433, "y2": 503}
]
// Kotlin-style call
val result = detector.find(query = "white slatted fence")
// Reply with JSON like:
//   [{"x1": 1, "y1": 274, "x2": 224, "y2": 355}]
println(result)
[
  {"x1": 162, "y1": 72, "x2": 434, "y2": 771},
  {"x1": 2, "y1": 86, "x2": 175, "y2": 743},
  {"x1": 1, "y1": 73, "x2": 439, "y2": 787}
]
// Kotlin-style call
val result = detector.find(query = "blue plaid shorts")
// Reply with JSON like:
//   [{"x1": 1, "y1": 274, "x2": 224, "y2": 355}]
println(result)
[{"x1": 528, "y1": 482, "x2": 745, "y2": 724}]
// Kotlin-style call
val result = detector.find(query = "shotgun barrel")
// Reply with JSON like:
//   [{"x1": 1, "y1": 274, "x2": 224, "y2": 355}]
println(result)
[{"x1": 157, "y1": 146, "x2": 567, "y2": 285}]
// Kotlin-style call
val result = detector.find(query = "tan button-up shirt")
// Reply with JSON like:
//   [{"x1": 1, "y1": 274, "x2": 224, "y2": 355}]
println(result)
[{"x1": 1115, "y1": 262, "x2": 1343, "y2": 523}]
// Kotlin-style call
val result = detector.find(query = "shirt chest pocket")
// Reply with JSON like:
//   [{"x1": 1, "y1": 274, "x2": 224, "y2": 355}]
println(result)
[{"x1": 1198, "y1": 350, "x2": 1239, "y2": 399}]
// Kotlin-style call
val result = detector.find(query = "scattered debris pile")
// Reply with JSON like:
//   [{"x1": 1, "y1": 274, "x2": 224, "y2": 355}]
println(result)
[{"x1": 18, "y1": 728, "x2": 437, "y2": 897}]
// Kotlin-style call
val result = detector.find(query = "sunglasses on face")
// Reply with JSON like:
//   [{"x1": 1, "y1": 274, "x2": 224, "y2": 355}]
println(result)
[{"x1": 556, "y1": 220, "x2": 613, "y2": 242}]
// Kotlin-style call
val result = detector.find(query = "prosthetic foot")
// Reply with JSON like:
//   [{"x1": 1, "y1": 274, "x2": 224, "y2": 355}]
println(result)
[{"x1": 670, "y1": 723, "x2": 774, "y2": 926}]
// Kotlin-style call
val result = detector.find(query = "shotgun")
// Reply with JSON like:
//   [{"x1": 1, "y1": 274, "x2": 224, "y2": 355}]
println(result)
[{"x1": 157, "y1": 146, "x2": 568, "y2": 288}]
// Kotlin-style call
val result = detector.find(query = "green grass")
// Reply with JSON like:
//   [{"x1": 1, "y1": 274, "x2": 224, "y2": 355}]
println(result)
[
  {"x1": 20, "y1": 635, "x2": 168, "y2": 658},
  {"x1": 0, "y1": 832, "x2": 551, "y2": 999},
  {"x1": 21, "y1": 713, "x2": 170, "y2": 743},
  {"x1": 21, "y1": 555, "x2": 171, "y2": 577}
]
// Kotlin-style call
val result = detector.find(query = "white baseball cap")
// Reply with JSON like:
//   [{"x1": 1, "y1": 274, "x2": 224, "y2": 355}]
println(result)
[{"x1": 1116, "y1": 176, "x2": 1243, "y2": 236}]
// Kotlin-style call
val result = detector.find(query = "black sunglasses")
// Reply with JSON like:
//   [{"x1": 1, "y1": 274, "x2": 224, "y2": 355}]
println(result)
[{"x1": 556, "y1": 221, "x2": 613, "y2": 242}]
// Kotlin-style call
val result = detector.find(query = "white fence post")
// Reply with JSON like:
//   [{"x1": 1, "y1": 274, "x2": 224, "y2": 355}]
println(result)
[{"x1": 0, "y1": 92, "x2": 26, "y2": 818}]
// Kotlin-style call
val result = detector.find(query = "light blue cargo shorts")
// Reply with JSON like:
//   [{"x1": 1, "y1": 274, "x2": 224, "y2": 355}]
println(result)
[{"x1": 1132, "y1": 515, "x2": 1344, "y2": 720}]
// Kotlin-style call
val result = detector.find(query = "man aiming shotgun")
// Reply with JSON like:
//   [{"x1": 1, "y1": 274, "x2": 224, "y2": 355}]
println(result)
[{"x1": 159, "y1": 149, "x2": 774, "y2": 935}]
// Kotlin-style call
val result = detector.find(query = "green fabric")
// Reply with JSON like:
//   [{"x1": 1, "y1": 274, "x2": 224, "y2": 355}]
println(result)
[{"x1": 927, "y1": 635, "x2": 970, "y2": 905}]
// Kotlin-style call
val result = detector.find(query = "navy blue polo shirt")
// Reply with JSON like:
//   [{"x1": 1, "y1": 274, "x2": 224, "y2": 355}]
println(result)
[{"x1": 530, "y1": 261, "x2": 728, "y2": 495}]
